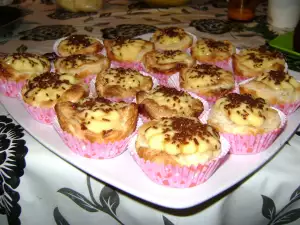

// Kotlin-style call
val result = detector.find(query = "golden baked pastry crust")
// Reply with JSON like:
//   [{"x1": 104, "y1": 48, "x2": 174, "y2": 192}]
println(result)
[
  {"x1": 136, "y1": 116, "x2": 221, "y2": 166},
  {"x1": 96, "y1": 68, "x2": 153, "y2": 99},
  {"x1": 191, "y1": 39, "x2": 235, "y2": 63},
  {"x1": 57, "y1": 34, "x2": 103, "y2": 57},
  {"x1": 21, "y1": 72, "x2": 88, "y2": 108},
  {"x1": 0, "y1": 53, "x2": 50, "y2": 82},
  {"x1": 104, "y1": 38, "x2": 154, "y2": 63},
  {"x1": 232, "y1": 47, "x2": 285, "y2": 79},
  {"x1": 207, "y1": 93, "x2": 281, "y2": 135},
  {"x1": 239, "y1": 70, "x2": 300, "y2": 105},
  {"x1": 54, "y1": 54, "x2": 110, "y2": 80},
  {"x1": 142, "y1": 50, "x2": 195, "y2": 75},
  {"x1": 55, "y1": 97, "x2": 138, "y2": 143},
  {"x1": 151, "y1": 27, "x2": 193, "y2": 51},
  {"x1": 136, "y1": 86, "x2": 204, "y2": 119},
  {"x1": 180, "y1": 64, "x2": 235, "y2": 97}
]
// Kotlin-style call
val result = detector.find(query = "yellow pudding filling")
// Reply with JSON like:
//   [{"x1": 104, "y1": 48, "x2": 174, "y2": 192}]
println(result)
[
  {"x1": 3, "y1": 53, "x2": 50, "y2": 75},
  {"x1": 142, "y1": 117, "x2": 221, "y2": 165}
]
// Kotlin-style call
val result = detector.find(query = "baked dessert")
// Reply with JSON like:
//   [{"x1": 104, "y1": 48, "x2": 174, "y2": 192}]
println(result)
[
  {"x1": 136, "y1": 116, "x2": 221, "y2": 166},
  {"x1": 191, "y1": 38, "x2": 235, "y2": 65},
  {"x1": 54, "y1": 54, "x2": 110, "y2": 81},
  {"x1": 103, "y1": 38, "x2": 154, "y2": 69},
  {"x1": 207, "y1": 93, "x2": 284, "y2": 154},
  {"x1": 232, "y1": 47, "x2": 285, "y2": 81},
  {"x1": 239, "y1": 70, "x2": 300, "y2": 114},
  {"x1": 0, "y1": 53, "x2": 50, "y2": 82},
  {"x1": 208, "y1": 93, "x2": 281, "y2": 135},
  {"x1": 55, "y1": 97, "x2": 138, "y2": 143},
  {"x1": 180, "y1": 64, "x2": 235, "y2": 101},
  {"x1": 22, "y1": 72, "x2": 87, "y2": 107},
  {"x1": 143, "y1": 50, "x2": 195, "y2": 75},
  {"x1": 96, "y1": 68, "x2": 153, "y2": 100},
  {"x1": 151, "y1": 27, "x2": 193, "y2": 51},
  {"x1": 136, "y1": 86, "x2": 204, "y2": 120},
  {"x1": 56, "y1": 34, "x2": 103, "y2": 57},
  {"x1": 0, "y1": 53, "x2": 51, "y2": 97},
  {"x1": 21, "y1": 72, "x2": 88, "y2": 124}
]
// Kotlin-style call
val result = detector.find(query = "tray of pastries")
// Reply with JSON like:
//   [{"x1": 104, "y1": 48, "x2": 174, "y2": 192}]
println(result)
[{"x1": 0, "y1": 29, "x2": 299, "y2": 209}]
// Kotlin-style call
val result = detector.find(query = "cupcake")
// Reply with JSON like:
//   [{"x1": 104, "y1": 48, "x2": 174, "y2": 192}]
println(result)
[
  {"x1": 130, "y1": 116, "x2": 230, "y2": 188},
  {"x1": 54, "y1": 54, "x2": 110, "y2": 83},
  {"x1": 239, "y1": 70, "x2": 300, "y2": 115},
  {"x1": 54, "y1": 97, "x2": 138, "y2": 159},
  {"x1": 103, "y1": 38, "x2": 154, "y2": 70},
  {"x1": 151, "y1": 27, "x2": 194, "y2": 51},
  {"x1": 95, "y1": 67, "x2": 153, "y2": 102},
  {"x1": 0, "y1": 53, "x2": 50, "y2": 97},
  {"x1": 180, "y1": 64, "x2": 236, "y2": 105},
  {"x1": 142, "y1": 50, "x2": 195, "y2": 86},
  {"x1": 207, "y1": 93, "x2": 286, "y2": 154},
  {"x1": 191, "y1": 38, "x2": 235, "y2": 71},
  {"x1": 232, "y1": 47, "x2": 286, "y2": 83},
  {"x1": 55, "y1": 34, "x2": 103, "y2": 57},
  {"x1": 20, "y1": 72, "x2": 88, "y2": 124},
  {"x1": 136, "y1": 86, "x2": 206, "y2": 122}
]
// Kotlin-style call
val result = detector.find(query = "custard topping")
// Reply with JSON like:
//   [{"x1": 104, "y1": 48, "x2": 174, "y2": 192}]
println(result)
[{"x1": 143, "y1": 117, "x2": 220, "y2": 157}]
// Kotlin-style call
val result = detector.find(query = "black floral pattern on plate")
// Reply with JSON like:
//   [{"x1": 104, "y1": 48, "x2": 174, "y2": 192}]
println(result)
[
  {"x1": 190, "y1": 19, "x2": 231, "y2": 34},
  {"x1": 48, "y1": 10, "x2": 97, "y2": 20},
  {"x1": 19, "y1": 25, "x2": 76, "y2": 41},
  {"x1": 0, "y1": 116, "x2": 28, "y2": 225},
  {"x1": 101, "y1": 24, "x2": 157, "y2": 39}
]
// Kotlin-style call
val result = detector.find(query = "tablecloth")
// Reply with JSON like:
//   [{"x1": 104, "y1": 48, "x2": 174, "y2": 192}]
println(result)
[{"x1": 1, "y1": 1, "x2": 300, "y2": 225}]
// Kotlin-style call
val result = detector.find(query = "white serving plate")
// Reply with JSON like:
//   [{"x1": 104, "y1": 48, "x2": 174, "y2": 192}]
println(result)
[
  {"x1": 1, "y1": 70, "x2": 299, "y2": 209},
  {"x1": 1, "y1": 31, "x2": 299, "y2": 208}
]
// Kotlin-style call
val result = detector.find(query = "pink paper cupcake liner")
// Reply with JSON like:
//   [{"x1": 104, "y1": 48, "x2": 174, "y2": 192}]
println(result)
[
  {"x1": 129, "y1": 135, "x2": 230, "y2": 188},
  {"x1": 149, "y1": 72, "x2": 179, "y2": 87},
  {"x1": 0, "y1": 79, "x2": 26, "y2": 98},
  {"x1": 273, "y1": 101, "x2": 300, "y2": 115},
  {"x1": 201, "y1": 108, "x2": 287, "y2": 154},
  {"x1": 83, "y1": 74, "x2": 96, "y2": 84},
  {"x1": 111, "y1": 61, "x2": 144, "y2": 71},
  {"x1": 139, "y1": 114, "x2": 151, "y2": 123},
  {"x1": 53, "y1": 119, "x2": 136, "y2": 159},
  {"x1": 20, "y1": 99, "x2": 56, "y2": 124}
]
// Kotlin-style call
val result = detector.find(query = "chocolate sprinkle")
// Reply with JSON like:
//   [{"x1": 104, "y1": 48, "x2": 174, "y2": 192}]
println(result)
[
  {"x1": 65, "y1": 34, "x2": 92, "y2": 47},
  {"x1": 163, "y1": 117, "x2": 220, "y2": 145},
  {"x1": 266, "y1": 70, "x2": 290, "y2": 85},
  {"x1": 191, "y1": 64, "x2": 222, "y2": 79},
  {"x1": 223, "y1": 93, "x2": 266, "y2": 110},
  {"x1": 24, "y1": 72, "x2": 70, "y2": 97},
  {"x1": 204, "y1": 39, "x2": 229, "y2": 51},
  {"x1": 154, "y1": 86, "x2": 185, "y2": 97}
]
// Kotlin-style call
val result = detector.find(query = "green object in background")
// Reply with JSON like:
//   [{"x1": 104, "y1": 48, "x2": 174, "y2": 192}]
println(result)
[{"x1": 269, "y1": 32, "x2": 300, "y2": 58}]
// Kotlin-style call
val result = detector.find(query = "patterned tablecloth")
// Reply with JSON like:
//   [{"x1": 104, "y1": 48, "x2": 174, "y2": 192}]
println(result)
[{"x1": 1, "y1": 0, "x2": 300, "y2": 225}]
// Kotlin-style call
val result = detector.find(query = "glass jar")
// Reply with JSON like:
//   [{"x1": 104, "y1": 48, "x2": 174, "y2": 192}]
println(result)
[
  {"x1": 56, "y1": 0, "x2": 103, "y2": 12},
  {"x1": 228, "y1": 0, "x2": 258, "y2": 22}
]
